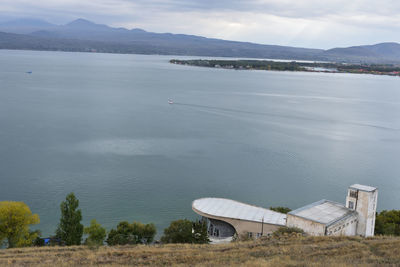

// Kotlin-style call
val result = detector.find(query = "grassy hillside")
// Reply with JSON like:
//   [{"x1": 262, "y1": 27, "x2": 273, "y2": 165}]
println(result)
[{"x1": 1, "y1": 236, "x2": 399, "y2": 266}]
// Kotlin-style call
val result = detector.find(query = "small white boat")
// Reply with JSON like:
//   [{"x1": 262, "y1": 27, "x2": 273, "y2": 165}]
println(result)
[{"x1": 168, "y1": 99, "x2": 174, "y2": 104}]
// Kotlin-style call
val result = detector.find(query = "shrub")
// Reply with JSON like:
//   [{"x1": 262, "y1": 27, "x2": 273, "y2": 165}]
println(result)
[
  {"x1": 84, "y1": 219, "x2": 106, "y2": 247},
  {"x1": 375, "y1": 210, "x2": 400, "y2": 236},
  {"x1": 106, "y1": 221, "x2": 156, "y2": 245},
  {"x1": 161, "y1": 219, "x2": 209, "y2": 244},
  {"x1": 161, "y1": 219, "x2": 193, "y2": 244},
  {"x1": 273, "y1": 227, "x2": 304, "y2": 237}
]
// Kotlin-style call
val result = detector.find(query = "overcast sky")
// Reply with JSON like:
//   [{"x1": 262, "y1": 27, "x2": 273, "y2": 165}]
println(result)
[{"x1": 1, "y1": 0, "x2": 399, "y2": 49}]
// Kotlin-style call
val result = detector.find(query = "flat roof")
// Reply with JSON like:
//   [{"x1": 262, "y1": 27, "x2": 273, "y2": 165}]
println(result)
[
  {"x1": 349, "y1": 184, "x2": 377, "y2": 192},
  {"x1": 288, "y1": 199, "x2": 357, "y2": 226},
  {"x1": 192, "y1": 198, "x2": 286, "y2": 226}
]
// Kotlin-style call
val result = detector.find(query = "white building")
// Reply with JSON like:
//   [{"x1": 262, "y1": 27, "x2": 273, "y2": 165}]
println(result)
[
  {"x1": 192, "y1": 184, "x2": 378, "y2": 240},
  {"x1": 286, "y1": 199, "x2": 358, "y2": 236},
  {"x1": 285, "y1": 184, "x2": 377, "y2": 237},
  {"x1": 192, "y1": 198, "x2": 286, "y2": 242}
]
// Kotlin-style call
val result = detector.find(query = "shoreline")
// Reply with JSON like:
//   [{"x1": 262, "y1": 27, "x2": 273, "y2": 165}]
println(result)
[{"x1": 170, "y1": 59, "x2": 400, "y2": 77}]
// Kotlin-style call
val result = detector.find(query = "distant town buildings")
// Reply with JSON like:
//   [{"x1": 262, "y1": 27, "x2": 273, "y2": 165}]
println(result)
[{"x1": 192, "y1": 184, "x2": 377, "y2": 242}]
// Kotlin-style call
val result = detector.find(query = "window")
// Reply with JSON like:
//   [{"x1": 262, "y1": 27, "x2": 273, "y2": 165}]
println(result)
[
  {"x1": 256, "y1": 233, "x2": 262, "y2": 238},
  {"x1": 348, "y1": 201, "x2": 354, "y2": 209},
  {"x1": 248, "y1": 232, "x2": 253, "y2": 238},
  {"x1": 349, "y1": 190, "x2": 358, "y2": 198}
]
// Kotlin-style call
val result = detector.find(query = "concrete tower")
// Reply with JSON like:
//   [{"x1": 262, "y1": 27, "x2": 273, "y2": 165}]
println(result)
[{"x1": 345, "y1": 184, "x2": 378, "y2": 237}]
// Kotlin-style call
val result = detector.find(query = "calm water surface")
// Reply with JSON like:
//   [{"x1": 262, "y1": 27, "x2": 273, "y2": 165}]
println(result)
[{"x1": 0, "y1": 50, "x2": 399, "y2": 236}]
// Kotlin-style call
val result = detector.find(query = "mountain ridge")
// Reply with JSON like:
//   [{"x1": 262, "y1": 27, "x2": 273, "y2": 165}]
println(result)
[{"x1": 0, "y1": 18, "x2": 399, "y2": 63}]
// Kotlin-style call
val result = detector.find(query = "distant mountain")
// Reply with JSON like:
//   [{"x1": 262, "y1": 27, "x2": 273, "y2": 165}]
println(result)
[
  {"x1": 0, "y1": 18, "x2": 400, "y2": 63},
  {"x1": 31, "y1": 19, "x2": 154, "y2": 42},
  {"x1": 0, "y1": 18, "x2": 55, "y2": 34},
  {"x1": 325, "y1": 42, "x2": 400, "y2": 62}
]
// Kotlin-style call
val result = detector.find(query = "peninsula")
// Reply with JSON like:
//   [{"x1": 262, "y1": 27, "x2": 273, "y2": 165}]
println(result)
[{"x1": 170, "y1": 59, "x2": 400, "y2": 76}]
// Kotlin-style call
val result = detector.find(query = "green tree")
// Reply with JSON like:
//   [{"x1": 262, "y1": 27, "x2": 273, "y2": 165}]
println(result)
[
  {"x1": 375, "y1": 210, "x2": 400, "y2": 236},
  {"x1": 138, "y1": 222, "x2": 157, "y2": 244},
  {"x1": 161, "y1": 219, "x2": 193, "y2": 243},
  {"x1": 106, "y1": 221, "x2": 134, "y2": 245},
  {"x1": 192, "y1": 220, "x2": 210, "y2": 244},
  {"x1": 84, "y1": 219, "x2": 106, "y2": 247},
  {"x1": 106, "y1": 221, "x2": 156, "y2": 245},
  {"x1": 0, "y1": 201, "x2": 40, "y2": 248},
  {"x1": 56, "y1": 193, "x2": 84, "y2": 245}
]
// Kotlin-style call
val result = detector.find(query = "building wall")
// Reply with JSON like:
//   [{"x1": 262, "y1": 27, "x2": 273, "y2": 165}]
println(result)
[
  {"x1": 326, "y1": 215, "x2": 358, "y2": 236},
  {"x1": 286, "y1": 214, "x2": 325, "y2": 236},
  {"x1": 346, "y1": 188, "x2": 378, "y2": 237},
  {"x1": 357, "y1": 190, "x2": 378, "y2": 237},
  {"x1": 193, "y1": 208, "x2": 282, "y2": 238}
]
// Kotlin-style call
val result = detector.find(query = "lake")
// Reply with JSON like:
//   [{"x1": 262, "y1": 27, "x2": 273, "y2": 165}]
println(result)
[{"x1": 0, "y1": 50, "x2": 399, "y2": 237}]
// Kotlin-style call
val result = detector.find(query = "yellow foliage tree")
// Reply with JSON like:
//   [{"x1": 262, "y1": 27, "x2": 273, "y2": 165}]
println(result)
[{"x1": 0, "y1": 201, "x2": 40, "y2": 248}]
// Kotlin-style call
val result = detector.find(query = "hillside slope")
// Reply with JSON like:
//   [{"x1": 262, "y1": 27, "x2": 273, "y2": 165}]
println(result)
[{"x1": 1, "y1": 236, "x2": 399, "y2": 266}]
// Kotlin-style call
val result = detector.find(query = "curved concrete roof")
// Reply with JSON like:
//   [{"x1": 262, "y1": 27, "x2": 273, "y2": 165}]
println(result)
[{"x1": 192, "y1": 198, "x2": 286, "y2": 226}]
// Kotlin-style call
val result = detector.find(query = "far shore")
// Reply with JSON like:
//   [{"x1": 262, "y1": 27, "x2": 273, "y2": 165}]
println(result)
[{"x1": 170, "y1": 59, "x2": 400, "y2": 77}]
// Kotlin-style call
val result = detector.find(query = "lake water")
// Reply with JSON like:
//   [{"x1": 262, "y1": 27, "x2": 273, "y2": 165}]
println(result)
[{"x1": 0, "y1": 50, "x2": 399, "y2": 237}]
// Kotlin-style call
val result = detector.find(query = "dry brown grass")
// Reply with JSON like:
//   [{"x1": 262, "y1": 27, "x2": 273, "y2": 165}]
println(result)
[{"x1": 1, "y1": 236, "x2": 399, "y2": 266}]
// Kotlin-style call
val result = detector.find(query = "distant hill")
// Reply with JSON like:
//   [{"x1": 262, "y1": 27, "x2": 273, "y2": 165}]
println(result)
[
  {"x1": 324, "y1": 42, "x2": 400, "y2": 63},
  {"x1": 0, "y1": 18, "x2": 55, "y2": 34},
  {"x1": 0, "y1": 18, "x2": 400, "y2": 63}
]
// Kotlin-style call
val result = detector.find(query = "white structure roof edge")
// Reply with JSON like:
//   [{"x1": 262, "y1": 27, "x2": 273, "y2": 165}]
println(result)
[
  {"x1": 349, "y1": 184, "x2": 377, "y2": 192},
  {"x1": 192, "y1": 198, "x2": 287, "y2": 226}
]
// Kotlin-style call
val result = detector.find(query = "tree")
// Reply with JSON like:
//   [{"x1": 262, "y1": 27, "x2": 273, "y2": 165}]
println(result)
[
  {"x1": 56, "y1": 193, "x2": 84, "y2": 245},
  {"x1": 0, "y1": 201, "x2": 40, "y2": 248},
  {"x1": 84, "y1": 219, "x2": 106, "y2": 247},
  {"x1": 375, "y1": 210, "x2": 400, "y2": 236},
  {"x1": 161, "y1": 219, "x2": 193, "y2": 243},
  {"x1": 135, "y1": 222, "x2": 157, "y2": 244},
  {"x1": 106, "y1": 221, "x2": 156, "y2": 246},
  {"x1": 192, "y1": 220, "x2": 210, "y2": 244}
]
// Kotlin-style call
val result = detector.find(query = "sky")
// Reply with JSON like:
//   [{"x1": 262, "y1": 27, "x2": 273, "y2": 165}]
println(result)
[{"x1": 0, "y1": 0, "x2": 399, "y2": 49}]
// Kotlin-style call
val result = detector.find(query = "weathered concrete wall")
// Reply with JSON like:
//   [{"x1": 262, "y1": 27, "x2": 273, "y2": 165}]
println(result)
[
  {"x1": 326, "y1": 215, "x2": 357, "y2": 236},
  {"x1": 286, "y1": 214, "x2": 325, "y2": 236},
  {"x1": 357, "y1": 190, "x2": 378, "y2": 237},
  {"x1": 193, "y1": 208, "x2": 282, "y2": 238}
]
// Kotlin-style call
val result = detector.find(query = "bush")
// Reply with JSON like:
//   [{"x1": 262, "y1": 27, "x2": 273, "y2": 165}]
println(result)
[
  {"x1": 161, "y1": 219, "x2": 209, "y2": 244},
  {"x1": 161, "y1": 219, "x2": 193, "y2": 244},
  {"x1": 375, "y1": 210, "x2": 400, "y2": 236},
  {"x1": 106, "y1": 221, "x2": 156, "y2": 245},
  {"x1": 273, "y1": 227, "x2": 304, "y2": 237},
  {"x1": 192, "y1": 220, "x2": 210, "y2": 244},
  {"x1": 84, "y1": 219, "x2": 106, "y2": 247}
]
